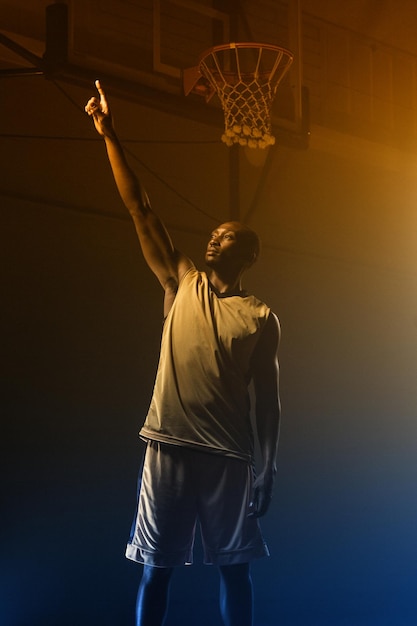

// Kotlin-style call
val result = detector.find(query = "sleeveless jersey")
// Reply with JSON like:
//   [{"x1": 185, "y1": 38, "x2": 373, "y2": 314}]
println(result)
[{"x1": 139, "y1": 267, "x2": 271, "y2": 462}]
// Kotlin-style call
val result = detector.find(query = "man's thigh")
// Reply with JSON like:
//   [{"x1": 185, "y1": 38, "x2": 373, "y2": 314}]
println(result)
[
  {"x1": 196, "y1": 454, "x2": 269, "y2": 565},
  {"x1": 127, "y1": 441, "x2": 198, "y2": 566}
]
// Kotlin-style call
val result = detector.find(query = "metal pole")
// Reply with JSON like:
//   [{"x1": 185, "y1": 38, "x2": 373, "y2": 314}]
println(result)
[
  {"x1": 227, "y1": 1, "x2": 240, "y2": 221},
  {"x1": 288, "y1": 0, "x2": 304, "y2": 133},
  {"x1": 229, "y1": 144, "x2": 240, "y2": 221}
]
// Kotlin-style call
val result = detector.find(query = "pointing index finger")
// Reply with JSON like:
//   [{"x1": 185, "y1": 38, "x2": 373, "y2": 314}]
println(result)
[{"x1": 95, "y1": 79, "x2": 109, "y2": 113}]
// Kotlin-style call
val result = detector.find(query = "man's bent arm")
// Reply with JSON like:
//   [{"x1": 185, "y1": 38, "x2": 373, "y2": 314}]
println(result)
[{"x1": 250, "y1": 312, "x2": 281, "y2": 517}]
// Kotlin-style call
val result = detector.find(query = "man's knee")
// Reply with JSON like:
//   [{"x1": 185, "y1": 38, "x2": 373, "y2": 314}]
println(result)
[
  {"x1": 219, "y1": 562, "x2": 251, "y2": 585},
  {"x1": 141, "y1": 565, "x2": 174, "y2": 586}
]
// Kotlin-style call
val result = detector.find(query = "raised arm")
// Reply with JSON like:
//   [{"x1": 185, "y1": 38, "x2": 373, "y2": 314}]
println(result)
[
  {"x1": 249, "y1": 311, "x2": 281, "y2": 518},
  {"x1": 85, "y1": 80, "x2": 193, "y2": 299}
]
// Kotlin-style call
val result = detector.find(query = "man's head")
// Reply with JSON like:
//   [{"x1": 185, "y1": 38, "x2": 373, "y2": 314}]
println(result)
[{"x1": 205, "y1": 222, "x2": 261, "y2": 273}]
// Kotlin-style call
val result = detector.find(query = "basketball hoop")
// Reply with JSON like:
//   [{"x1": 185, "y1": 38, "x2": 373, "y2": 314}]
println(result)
[{"x1": 183, "y1": 42, "x2": 294, "y2": 149}]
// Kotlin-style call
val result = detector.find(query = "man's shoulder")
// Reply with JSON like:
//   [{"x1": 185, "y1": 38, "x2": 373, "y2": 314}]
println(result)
[
  {"x1": 244, "y1": 291, "x2": 272, "y2": 316},
  {"x1": 261, "y1": 310, "x2": 281, "y2": 342}
]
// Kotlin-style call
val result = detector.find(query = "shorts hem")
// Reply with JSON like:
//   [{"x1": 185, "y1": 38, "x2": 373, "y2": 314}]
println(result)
[
  {"x1": 203, "y1": 542, "x2": 270, "y2": 566},
  {"x1": 125, "y1": 543, "x2": 193, "y2": 567},
  {"x1": 125, "y1": 542, "x2": 269, "y2": 567}
]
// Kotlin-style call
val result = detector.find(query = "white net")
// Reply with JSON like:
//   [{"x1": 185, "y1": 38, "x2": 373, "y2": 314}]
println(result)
[{"x1": 197, "y1": 44, "x2": 293, "y2": 149}]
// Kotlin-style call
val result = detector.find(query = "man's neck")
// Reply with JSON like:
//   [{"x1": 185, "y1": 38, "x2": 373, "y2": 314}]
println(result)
[{"x1": 208, "y1": 271, "x2": 244, "y2": 295}]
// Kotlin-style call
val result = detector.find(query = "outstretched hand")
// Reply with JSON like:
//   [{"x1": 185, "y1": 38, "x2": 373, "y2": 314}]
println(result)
[{"x1": 85, "y1": 80, "x2": 114, "y2": 137}]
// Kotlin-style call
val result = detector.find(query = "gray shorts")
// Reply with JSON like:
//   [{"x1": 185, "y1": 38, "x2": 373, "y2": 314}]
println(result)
[{"x1": 125, "y1": 440, "x2": 270, "y2": 567}]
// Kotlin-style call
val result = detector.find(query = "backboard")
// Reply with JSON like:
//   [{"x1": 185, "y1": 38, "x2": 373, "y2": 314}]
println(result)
[{"x1": 69, "y1": 0, "x2": 303, "y2": 143}]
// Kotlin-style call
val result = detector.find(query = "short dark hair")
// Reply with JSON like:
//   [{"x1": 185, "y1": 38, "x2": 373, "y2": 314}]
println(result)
[
  {"x1": 239, "y1": 225, "x2": 261, "y2": 262},
  {"x1": 225, "y1": 221, "x2": 261, "y2": 263}
]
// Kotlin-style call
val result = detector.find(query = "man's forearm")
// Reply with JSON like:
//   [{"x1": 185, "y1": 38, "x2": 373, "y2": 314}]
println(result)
[
  {"x1": 256, "y1": 404, "x2": 281, "y2": 474},
  {"x1": 103, "y1": 133, "x2": 149, "y2": 218}
]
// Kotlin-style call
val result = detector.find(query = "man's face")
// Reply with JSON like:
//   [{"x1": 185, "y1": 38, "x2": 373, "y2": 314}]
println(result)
[{"x1": 205, "y1": 222, "x2": 254, "y2": 269}]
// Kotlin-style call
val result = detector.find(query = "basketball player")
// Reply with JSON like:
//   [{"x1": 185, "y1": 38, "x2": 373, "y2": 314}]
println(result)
[{"x1": 85, "y1": 80, "x2": 281, "y2": 626}]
